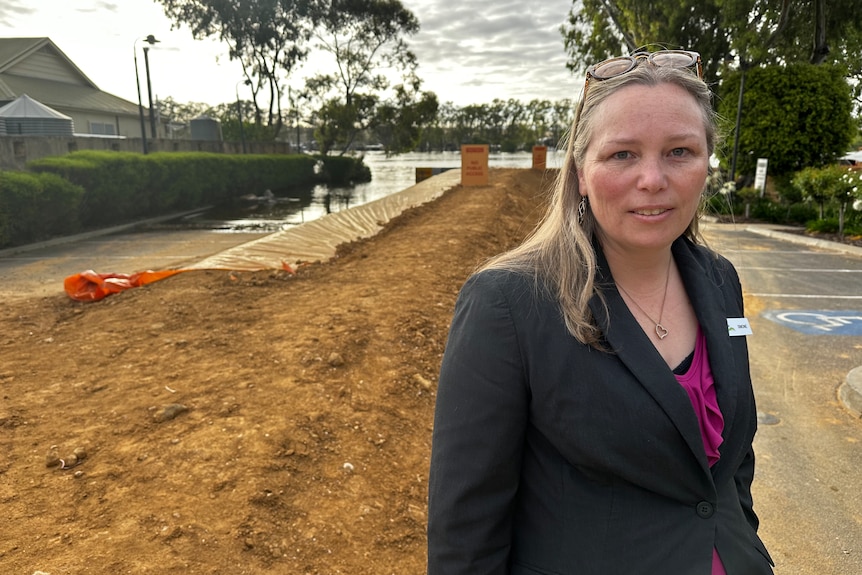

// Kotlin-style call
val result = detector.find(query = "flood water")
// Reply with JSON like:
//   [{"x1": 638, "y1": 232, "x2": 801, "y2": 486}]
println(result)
[{"x1": 178, "y1": 150, "x2": 562, "y2": 233}]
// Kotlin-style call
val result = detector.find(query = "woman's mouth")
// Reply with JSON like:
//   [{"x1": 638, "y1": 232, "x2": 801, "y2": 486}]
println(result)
[{"x1": 633, "y1": 208, "x2": 668, "y2": 216}]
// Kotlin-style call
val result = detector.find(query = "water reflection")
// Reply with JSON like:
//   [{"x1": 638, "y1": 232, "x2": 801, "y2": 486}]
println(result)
[{"x1": 182, "y1": 150, "x2": 561, "y2": 233}]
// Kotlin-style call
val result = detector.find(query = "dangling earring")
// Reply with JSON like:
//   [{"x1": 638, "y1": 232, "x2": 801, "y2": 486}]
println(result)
[{"x1": 577, "y1": 196, "x2": 588, "y2": 225}]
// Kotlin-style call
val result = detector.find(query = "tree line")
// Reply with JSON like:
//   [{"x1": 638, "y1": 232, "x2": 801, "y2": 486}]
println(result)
[
  {"x1": 160, "y1": 95, "x2": 577, "y2": 154},
  {"x1": 154, "y1": 1, "x2": 862, "y2": 178}
]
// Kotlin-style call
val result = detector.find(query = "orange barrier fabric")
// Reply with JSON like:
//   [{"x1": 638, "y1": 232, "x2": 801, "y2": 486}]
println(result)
[{"x1": 64, "y1": 269, "x2": 186, "y2": 302}]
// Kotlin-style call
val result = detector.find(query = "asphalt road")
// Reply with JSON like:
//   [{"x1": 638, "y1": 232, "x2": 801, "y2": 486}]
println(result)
[
  {"x1": 704, "y1": 223, "x2": 862, "y2": 575},
  {"x1": 0, "y1": 226, "x2": 269, "y2": 300}
]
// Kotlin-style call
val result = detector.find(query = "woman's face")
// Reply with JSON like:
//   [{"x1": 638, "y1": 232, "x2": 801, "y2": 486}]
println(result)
[{"x1": 577, "y1": 82, "x2": 709, "y2": 257}]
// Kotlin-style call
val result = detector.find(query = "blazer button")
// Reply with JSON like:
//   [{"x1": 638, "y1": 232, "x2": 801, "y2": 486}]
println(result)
[{"x1": 696, "y1": 501, "x2": 715, "y2": 518}]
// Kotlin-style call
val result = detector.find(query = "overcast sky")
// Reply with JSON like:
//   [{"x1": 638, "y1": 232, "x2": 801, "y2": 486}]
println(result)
[{"x1": 0, "y1": 0, "x2": 581, "y2": 108}]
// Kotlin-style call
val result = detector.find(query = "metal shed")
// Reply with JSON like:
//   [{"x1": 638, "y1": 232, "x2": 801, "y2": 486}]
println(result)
[{"x1": 0, "y1": 93, "x2": 74, "y2": 136}]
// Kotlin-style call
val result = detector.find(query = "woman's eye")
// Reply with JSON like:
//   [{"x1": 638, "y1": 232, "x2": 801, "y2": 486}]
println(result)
[
  {"x1": 612, "y1": 151, "x2": 630, "y2": 160},
  {"x1": 670, "y1": 148, "x2": 687, "y2": 157}
]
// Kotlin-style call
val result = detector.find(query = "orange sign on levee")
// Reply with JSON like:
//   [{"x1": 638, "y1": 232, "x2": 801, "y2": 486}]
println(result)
[
  {"x1": 532, "y1": 145, "x2": 548, "y2": 170},
  {"x1": 461, "y1": 144, "x2": 489, "y2": 186}
]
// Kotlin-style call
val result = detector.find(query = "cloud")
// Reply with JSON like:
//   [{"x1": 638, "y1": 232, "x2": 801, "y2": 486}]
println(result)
[
  {"x1": 0, "y1": 1, "x2": 37, "y2": 27},
  {"x1": 402, "y1": 0, "x2": 579, "y2": 104},
  {"x1": 74, "y1": 1, "x2": 119, "y2": 14}
]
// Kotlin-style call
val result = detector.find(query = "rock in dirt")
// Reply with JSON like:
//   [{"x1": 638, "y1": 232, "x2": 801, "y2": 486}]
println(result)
[{"x1": 153, "y1": 403, "x2": 189, "y2": 422}]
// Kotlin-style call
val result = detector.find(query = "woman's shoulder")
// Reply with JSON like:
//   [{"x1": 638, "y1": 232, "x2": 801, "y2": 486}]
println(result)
[
  {"x1": 460, "y1": 267, "x2": 521, "y2": 298},
  {"x1": 460, "y1": 266, "x2": 553, "y2": 307},
  {"x1": 466, "y1": 266, "x2": 544, "y2": 292}
]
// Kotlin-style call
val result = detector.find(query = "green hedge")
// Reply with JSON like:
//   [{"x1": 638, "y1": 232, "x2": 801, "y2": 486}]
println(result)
[
  {"x1": 0, "y1": 171, "x2": 85, "y2": 247},
  {"x1": 27, "y1": 151, "x2": 324, "y2": 227},
  {"x1": 0, "y1": 151, "x2": 370, "y2": 249}
]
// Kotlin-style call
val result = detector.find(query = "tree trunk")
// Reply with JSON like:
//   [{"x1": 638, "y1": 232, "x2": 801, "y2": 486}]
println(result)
[{"x1": 811, "y1": 0, "x2": 830, "y2": 64}]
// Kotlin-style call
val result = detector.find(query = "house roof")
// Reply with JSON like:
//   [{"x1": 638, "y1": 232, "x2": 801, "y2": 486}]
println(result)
[
  {"x1": 0, "y1": 37, "x2": 138, "y2": 117},
  {"x1": 0, "y1": 37, "x2": 97, "y2": 88},
  {"x1": 0, "y1": 73, "x2": 139, "y2": 116},
  {"x1": 0, "y1": 93, "x2": 72, "y2": 119}
]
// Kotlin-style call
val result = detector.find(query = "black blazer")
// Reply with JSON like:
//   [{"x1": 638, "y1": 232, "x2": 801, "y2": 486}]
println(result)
[{"x1": 427, "y1": 237, "x2": 774, "y2": 575}]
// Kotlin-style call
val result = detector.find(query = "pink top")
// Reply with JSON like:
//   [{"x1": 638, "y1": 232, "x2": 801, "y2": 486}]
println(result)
[{"x1": 674, "y1": 327, "x2": 727, "y2": 575}]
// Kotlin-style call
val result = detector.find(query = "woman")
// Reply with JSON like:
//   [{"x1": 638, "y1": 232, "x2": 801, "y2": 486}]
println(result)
[{"x1": 427, "y1": 50, "x2": 774, "y2": 575}]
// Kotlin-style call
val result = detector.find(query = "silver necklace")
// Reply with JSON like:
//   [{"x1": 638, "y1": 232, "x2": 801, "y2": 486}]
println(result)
[{"x1": 616, "y1": 258, "x2": 672, "y2": 340}]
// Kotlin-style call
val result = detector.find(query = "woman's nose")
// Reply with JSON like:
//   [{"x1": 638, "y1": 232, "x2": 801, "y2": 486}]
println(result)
[{"x1": 637, "y1": 156, "x2": 668, "y2": 192}]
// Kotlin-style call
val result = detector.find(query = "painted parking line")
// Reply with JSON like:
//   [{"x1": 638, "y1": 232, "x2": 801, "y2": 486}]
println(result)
[
  {"x1": 736, "y1": 267, "x2": 862, "y2": 273},
  {"x1": 747, "y1": 294, "x2": 862, "y2": 299},
  {"x1": 761, "y1": 310, "x2": 862, "y2": 335}
]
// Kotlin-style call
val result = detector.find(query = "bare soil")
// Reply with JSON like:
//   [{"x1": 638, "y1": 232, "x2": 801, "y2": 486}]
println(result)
[{"x1": 0, "y1": 169, "x2": 550, "y2": 574}]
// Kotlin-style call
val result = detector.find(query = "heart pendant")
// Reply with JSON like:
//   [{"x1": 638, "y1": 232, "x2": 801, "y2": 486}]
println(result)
[{"x1": 655, "y1": 324, "x2": 669, "y2": 339}]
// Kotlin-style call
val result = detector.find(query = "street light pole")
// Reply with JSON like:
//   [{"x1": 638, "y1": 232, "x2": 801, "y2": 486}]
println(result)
[
  {"x1": 729, "y1": 60, "x2": 748, "y2": 185},
  {"x1": 142, "y1": 35, "x2": 160, "y2": 140},
  {"x1": 236, "y1": 81, "x2": 247, "y2": 154},
  {"x1": 133, "y1": 35, "x2": 160, "y2": 154},
  {"x1": 290, "y1": 87, "x2": 300, "y2": 152},
  {"x1": 133, "y1": 39, "x2": 148, "y2": 154}
]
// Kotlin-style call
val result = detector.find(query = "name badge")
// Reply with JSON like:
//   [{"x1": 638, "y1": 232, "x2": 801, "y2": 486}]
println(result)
[{"x1": 727, "y1": 318, "x2": 753, "y2": 336}]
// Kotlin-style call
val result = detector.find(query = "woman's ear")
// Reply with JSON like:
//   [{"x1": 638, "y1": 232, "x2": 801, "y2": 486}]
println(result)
[{"x1": 576, "y1": 169, "x2": 587, "y2": 197}]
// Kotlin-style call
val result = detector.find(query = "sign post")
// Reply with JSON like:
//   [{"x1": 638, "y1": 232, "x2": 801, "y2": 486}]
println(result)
[
  {"x1": 461, "y1": 144, "x2": 489, "y2": 186},
  {"x1": 532, "y1": 145, "x2": 547, "y2": 170},
  {"x1": 754, "y1": 158, "x2": 768, "y2": 197}
]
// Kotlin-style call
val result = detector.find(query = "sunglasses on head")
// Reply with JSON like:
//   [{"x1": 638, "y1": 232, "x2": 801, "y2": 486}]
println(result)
[
  {"x1": 584, "y1": 50, "x2": 703, "y2": 92},
  {"x1": 573, "y1": 50, "x2": 703, "y2": 126}
]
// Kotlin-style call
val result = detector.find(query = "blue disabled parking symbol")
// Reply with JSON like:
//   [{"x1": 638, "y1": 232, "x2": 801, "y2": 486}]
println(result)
[{"x1": 762, "y1": 310, "x2": 862, "y2": 335}]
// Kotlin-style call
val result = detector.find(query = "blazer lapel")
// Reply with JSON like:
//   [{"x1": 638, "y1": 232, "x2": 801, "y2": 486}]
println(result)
[{"x1": 590, "y1": 242, "x2": 710, "y2": 473}]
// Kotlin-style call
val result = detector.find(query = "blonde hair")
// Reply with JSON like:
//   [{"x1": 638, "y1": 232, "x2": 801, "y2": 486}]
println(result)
[{"x1": 483, "y1": 64, "x2": 719, "y2": 346}]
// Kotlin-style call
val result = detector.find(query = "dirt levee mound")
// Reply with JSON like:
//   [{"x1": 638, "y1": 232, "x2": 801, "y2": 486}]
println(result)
[{"x1": 0, "y1": 168, "x2": 550, "y2": 574}]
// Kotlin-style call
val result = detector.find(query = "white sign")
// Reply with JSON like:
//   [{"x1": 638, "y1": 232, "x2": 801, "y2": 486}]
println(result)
[{"x1": 753, "y1": 158, "x2": 768, "y2": 196}]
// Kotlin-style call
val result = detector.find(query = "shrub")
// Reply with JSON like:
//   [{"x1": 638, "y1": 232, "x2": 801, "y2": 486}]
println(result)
[
  {"x1": 28, "y1": 151, "x2": 327, "y2": 228},
  {"x1": 317, "y1": 155, "x2": 372, "y2": 185},
  {"x1": 0, "y1": 171, "x2": 84, "y2": 247},
  {"x1": 806, "y1": 217, "x2": 840, "y2": 234}
]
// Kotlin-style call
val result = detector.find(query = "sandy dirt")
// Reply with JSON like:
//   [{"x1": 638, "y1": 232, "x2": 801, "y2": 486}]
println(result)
[{"x1": 0, "y1": 168, "x2": 552, "y2": 574}]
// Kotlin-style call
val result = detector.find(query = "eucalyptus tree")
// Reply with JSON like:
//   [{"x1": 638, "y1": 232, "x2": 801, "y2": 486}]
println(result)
[
  {"x1": 372, "y1": 77, "x2": 439, "y2": 155},
  {"x1": 499, "y1": 99, "x2": 530, "y2": 152},
  {"x1": 157, "y1": 97, "x2": 211, "y2": 126},
  {"x1": 303, "y1": 0, "x2": 422, "y2": 154},
  {"x1": 735, "y1": 0, "x2": 862, "y2": 110},
  {"x1": 560, "y1": 0, "x2": 731, "y2": 80},
  {"x1": 549, "y1": 99, "x2": 575, "y2": 147},
  {"x1": 156, "y1": 0, "x2": 323, "y2": 137},
  {"x1": 720, "y1": 0, "x2": 862, "y2": 69},
  {"x1": 523, "y1": 99, "x2": 552, "y2": 147},
  {"x1": 562, "y1": 0, "x2": 862, "y2": 179},
  {"x1": 560, "y1": 0, "x2": 862, "y2": 86}
]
